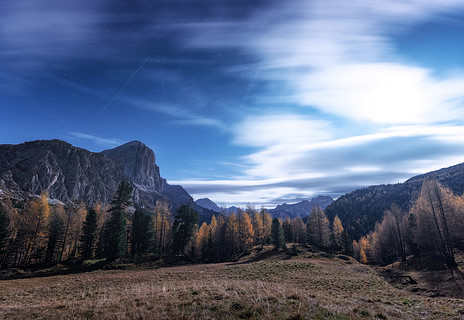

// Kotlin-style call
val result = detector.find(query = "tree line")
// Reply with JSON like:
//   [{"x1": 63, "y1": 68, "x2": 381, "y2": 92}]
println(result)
[
  {"x1": 353, "y1": 179, "x2": 464, "y2": 271},
  {"x1": 0, "y1": 181, "x2": 354, "y2": 268}
]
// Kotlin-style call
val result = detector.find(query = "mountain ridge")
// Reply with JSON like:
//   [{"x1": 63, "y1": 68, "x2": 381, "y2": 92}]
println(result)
[{"x1": 0, "y1": 139, "x2": 203, "y2": 213}]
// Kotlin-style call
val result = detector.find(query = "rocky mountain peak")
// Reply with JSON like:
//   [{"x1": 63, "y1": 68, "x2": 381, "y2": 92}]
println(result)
[
  {"x1": 102, "y1": 141, "x2": 162, "y2": 192},
  {"x1": 0, "y1": 139, "x2": 206, "y2": 215}
]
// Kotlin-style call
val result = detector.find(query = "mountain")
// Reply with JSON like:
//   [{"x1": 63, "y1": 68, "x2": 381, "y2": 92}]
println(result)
[
  {"x1": 269, "y1": 196, "x2": 334, "y2": 219},
  {"x1": 325, "y1": 162, "x2": 464, "y2": 241},
  {"x1": 0, "y1": 139, "x2": 203, "y2": 213},
  {"x1": 195, "y1": 198, "x2": 221, "y2": 212}
]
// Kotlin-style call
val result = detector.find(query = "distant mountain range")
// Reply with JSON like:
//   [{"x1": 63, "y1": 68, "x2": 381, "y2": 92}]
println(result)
[
  {"x1": 195, "y1": 195, "x2": 334, "y2": 219},
  {"x1": 269, "y1": 196, "x2": 334, "y2": 218},
  {"x1": 325, "y1": 162, "x2": 464, "y2": 240},
  {"x1": 0, "y1": 139, "x2": 207, "y2": 214}
]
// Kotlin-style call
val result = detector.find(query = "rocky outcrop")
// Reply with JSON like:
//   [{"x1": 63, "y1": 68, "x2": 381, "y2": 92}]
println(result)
[{"x1": 0, "y1": 139, "x2": 202, "y2": 213}]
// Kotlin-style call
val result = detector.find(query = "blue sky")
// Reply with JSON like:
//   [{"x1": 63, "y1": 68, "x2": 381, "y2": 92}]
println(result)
[{"x1": 3, "y1": 0, "x2": 464, "y2": 207}]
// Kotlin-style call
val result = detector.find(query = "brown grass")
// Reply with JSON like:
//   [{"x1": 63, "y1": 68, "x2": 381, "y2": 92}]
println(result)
[{"x1": 1, "y1": 246, "x2": 463, "y2": 319}]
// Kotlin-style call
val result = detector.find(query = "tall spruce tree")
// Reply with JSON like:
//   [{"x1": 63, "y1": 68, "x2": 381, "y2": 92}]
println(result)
[
  {"x1": 270, "y1": 218, "x2": 285, "y2": 250},
  {"x1": 103, "y1": 181, "x2": 133, "y2": 261},
  {"x1": 79, "y1": 207, "x2": 98, "y2": 260},
  {"x1": 131, "y1": 208, "x2": 154, "y2": 258},
  {"x1": 172, "y1": 205, "x2": 199, "y2": 255},
  {"x1": 45, "y1": 211, "x2": 65, "y2": 264},
  {"x1": 0, "y1": 205, "x2": 9, "y2": 261}
]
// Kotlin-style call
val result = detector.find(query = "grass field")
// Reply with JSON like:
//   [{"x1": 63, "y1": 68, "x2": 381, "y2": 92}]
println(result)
[{"x1": 1, "y1": 246, "x2": 464, "y2": 319}]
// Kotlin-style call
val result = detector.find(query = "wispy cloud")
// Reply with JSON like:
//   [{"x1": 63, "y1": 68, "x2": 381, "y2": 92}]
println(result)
[
  {"x1": 185, "y1": 0, "x2": 464, "y2": 124},
  {"x1": 68, "y1": 132, "x2": 123, "y2": 149},
  {"x1": 127, "y1": 98, "x2": 225, "y2": 129},
  {"x1": 169, "y1": 0, "x2": 464, "y2": 206},
  {"x1": 175, "y1": 117, "x2": 464, "y2": 206}
]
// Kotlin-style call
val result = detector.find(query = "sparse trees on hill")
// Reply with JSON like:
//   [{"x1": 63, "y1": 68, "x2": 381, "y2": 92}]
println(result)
[{"x1": 411, "y1": 179, "x2": 457, "y2": 268}]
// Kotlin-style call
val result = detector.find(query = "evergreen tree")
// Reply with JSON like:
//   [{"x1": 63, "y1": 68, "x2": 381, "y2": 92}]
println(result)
[
  {"x1": 104, "y1": 208, "x2": 127, "y2": 261},
  {"x1": 270, "y1": 218, "x2": 285, "y2": 250},
  {"x1": 172, "y1": 205, "x2": 199, "y2": 255},
  {"x1": 341, "y1": 229, "x2": 354, "y2": 256},
  {"x1": 79, "y1": 208, "x2": 98, "y2": 260},
  {"x1": 0, "y1": 205, "x2": 9, "y2": 262},
  {"x1": 131, "y1": 208, "x2": 154, "y2": 258},
  {"x1": 282, "y1": 217, "x2": 293, "y2": 242},
  {"x1": 45, "y1": 209, "x2": 65, "y2": 264},
  {"x1": 110, "y1": 181, "x2": 133, "y2": 210},
  {"x1": 103, "y1": 181, "x2": 133, "y2": 261}
]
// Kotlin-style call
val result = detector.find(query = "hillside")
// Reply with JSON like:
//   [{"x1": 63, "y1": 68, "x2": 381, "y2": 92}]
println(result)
[
  {"x1": 325, "y1": 162, "x2": 464, "y2": 240},
  {"x1": 0, "y1": 139, "x2": 205, "y2": 213},
  {"x1": 1, "y1": 246, "x2": 463, "y2": 319}
]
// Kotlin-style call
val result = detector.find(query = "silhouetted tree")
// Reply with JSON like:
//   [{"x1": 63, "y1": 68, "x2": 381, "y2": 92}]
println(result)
[
  {"x1": 103, "y1": 181, "x2": 133, "y2": 261},
  {"x1": 172, "y1": 205, "x2": 199, "y2": 255},
  {"x1": 79, "y1": 208, "x2": 98, "y2": 260},
  {"x1": 270, "y1": 218, "x2": 285, "y2": 250},
  {"x1": 131, "y1": 208, "x2": 154, "y2": 258}
]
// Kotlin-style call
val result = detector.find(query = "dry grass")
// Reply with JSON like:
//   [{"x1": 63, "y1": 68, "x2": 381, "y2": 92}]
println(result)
[{"x1": 1, "y1": 246, "x2": 464, "y2": 319}]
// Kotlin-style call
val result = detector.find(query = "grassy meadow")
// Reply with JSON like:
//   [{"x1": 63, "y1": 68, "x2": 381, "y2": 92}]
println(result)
[{"x1": 1, "y1": 246, "x2": 463, "y2": 319}]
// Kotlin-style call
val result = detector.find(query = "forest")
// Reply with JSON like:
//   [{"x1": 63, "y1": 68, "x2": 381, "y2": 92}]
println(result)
[{"x1": 0, "y1": 179, "x2": 463, "y2": 273}]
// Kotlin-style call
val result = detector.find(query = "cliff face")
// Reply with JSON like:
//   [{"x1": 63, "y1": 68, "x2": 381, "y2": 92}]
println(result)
[{"x1": 0, "y1": 139, "x2": 198, "y2": 212}]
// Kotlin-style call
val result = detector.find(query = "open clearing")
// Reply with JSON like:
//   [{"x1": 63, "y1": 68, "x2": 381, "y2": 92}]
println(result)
[{"x1": 1, "y1": 248, "x2": 464, "y2": 319}]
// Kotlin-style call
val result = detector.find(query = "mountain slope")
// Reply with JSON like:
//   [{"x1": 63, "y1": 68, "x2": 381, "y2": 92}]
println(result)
[
  {"x1": 325, "y1": 162, "x2": 464, "y2": 240},
  {"x1": 0, "y1": 139, "x2": 201, "y2": 213}
]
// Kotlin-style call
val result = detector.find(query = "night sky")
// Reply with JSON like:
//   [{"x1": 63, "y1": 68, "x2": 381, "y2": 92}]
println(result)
[{"x1": 3, "y1": 0, "x2": 464, "y2": 207}]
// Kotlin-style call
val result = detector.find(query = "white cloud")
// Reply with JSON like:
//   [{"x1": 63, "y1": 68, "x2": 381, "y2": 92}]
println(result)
[
  {"x1": 186, "y1": 0, "x2": 464, "y2": 125},
  {"x1": 175, "y1": 119, "x2": 464, "y2": 206},
  {"x1": 299, "y1": 64, "x2": 464, "y2": 124}
]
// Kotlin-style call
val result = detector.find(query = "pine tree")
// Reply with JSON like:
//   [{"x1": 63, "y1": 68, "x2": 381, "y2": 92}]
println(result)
[
  {"x1": 270, "y1": 218, "x2": 285, "y2": 250},
  {"x1": 80, "y1": 207, "x2": 98, "y2": 260},
  {"x1": 282, "y1": 217, "x2": 292, "y2": 242},
  {"x1": 172, "y1": 205, "x2": 199, "y2": 255},
  {"x1": 341, "y1": 229, "x2": 353, "y2": 256},
  {"x1": 0, "y1": 205, "x2": 9, "y2": 264},
  {"x1": 45, "y1": 207, "x2": 65, "y2": 264},
  {"x1": 131, "y1": 208, "x2": 154, "y2": 258},
  {"x1": 103, "y1": 181, "x2": 133, "y2": 261}
]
